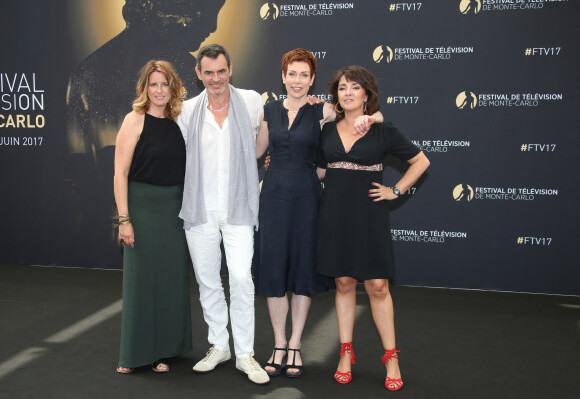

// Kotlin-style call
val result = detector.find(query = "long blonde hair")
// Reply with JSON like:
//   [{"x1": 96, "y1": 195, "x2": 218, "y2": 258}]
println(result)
[{"x1": 133, "y1": 60, "x2": 186, "y2": 121}]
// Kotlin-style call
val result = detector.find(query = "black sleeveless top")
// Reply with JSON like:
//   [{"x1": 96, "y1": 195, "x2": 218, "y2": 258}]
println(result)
[{"x1": 128, "y1": 113, "x2": 186, "y2": 186}]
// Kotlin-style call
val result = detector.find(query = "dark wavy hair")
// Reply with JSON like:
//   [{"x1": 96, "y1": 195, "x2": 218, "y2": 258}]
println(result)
[
  {"x1": 281, "y1": 48, "x2": 318, "y2": 76},
  {"x1": 328, "y1": 65, "x2": 379, "y2": 121}
]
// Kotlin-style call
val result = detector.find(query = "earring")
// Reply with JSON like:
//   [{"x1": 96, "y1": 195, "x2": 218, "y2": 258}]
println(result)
[
  {"x1": 363, "y1": 101, "x2": 368, "y2": 113},
  {"x1": 335, "y1": 103, "x2": 344, "y2": 114}
]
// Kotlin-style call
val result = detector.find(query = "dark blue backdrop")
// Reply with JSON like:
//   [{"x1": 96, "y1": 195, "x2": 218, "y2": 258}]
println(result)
[{"x1": 0, "y1": 0, "x2": 578, "y2": 295}]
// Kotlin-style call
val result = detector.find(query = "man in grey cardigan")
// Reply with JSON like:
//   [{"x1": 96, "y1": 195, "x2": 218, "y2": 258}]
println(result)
[{"x1": 178, "y1": 44, "x2": 268, "y2": 385}]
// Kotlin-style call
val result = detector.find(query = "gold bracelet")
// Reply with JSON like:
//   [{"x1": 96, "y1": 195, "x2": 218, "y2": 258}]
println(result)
[{"x1": 119, "y1": 219, "x2": 131, "y2": 225}]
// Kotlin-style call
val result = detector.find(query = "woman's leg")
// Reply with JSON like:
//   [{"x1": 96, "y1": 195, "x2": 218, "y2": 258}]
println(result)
[
  {"x1": 335, "y1": 276, "x2": 357, "y2": 373},
  {"x1": 364, "y1": 279, "x2": 401, "y2": 382},
  {"x1": 286, "y1": 294, "x2": 312, "y2": 372},
  {"x1": 264, "y1": 295, "x2": 289, "y2": 372}
]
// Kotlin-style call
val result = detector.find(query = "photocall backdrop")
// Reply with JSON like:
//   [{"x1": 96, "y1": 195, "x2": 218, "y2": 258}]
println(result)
[{"x1": 0, "y1": 0, "x2": 578, "y2": 295}]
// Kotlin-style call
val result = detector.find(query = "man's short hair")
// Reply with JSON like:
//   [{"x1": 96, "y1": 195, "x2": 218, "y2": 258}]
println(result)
[{"x1": 197, "y1": 44, "x2": 231, "y2": 69}]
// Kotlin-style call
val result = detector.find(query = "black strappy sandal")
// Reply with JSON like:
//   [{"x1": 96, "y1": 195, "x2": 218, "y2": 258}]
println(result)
[
  {"x1": 285, "y1": 348, "x2": 303, "y2": 377},
  {"x1": 265, "y1": 347, "x2": 287, "y2": 376}
]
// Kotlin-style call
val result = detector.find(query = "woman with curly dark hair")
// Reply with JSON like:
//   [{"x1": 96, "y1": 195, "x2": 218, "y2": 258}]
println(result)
[{"x1": 317, "y1": 65, "x2": 430, "y2": 390}]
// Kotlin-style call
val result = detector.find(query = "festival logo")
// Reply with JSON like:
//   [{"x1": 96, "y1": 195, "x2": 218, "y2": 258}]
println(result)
[
  {"x1": 373, "y1": 45, "x2": 393, "y2": 63},
  {"x1": 261, "y1": 92, "x2": 278, "y2": 104},
  {"x1": 0, "y1": 72, "x2": 46, "y2": 136},
  {"x1": 456, "y1": 91, "x2": 478, "y2": 109},
  {"x1": 260, "y1": 3, "x2": 280, "y2": 20},
  {"x1": 376, "y1": 45, "x2": 474, "y2": 63},
  {"x1": 453, "y1": 184, "x2": 474, "y2": 202},
  {"x1": 461, "y1": 0, "x2": 558, "y2": 14},
  {"x1": 261, "y1": 2, "x2": 355, "y2": 18},
  {"x1": 456, "y1": 90, "x2": 563, "y2": 108},
  {"x1": 454, "y1": 184, "x2": 558, "y2": 202},
  {"x1": 459, "y1": 0, "x2": 481, "y2": 14}
]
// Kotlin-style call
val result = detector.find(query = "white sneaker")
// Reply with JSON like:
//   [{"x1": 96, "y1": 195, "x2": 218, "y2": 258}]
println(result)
[
  {"x1": 192, "y1": 346, "x2": 231, "y2": 373},
  {"x1": 236, "y1": 355, "x2": 270, "y2": 385}
]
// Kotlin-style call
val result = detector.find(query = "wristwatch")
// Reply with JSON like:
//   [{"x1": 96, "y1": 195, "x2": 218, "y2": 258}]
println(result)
[{"x1": 393, "y1": 187, "x2": 401, "y2": 197}]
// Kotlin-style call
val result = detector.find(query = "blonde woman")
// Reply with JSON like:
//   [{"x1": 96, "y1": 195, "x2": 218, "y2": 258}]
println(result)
[{"x1": 114, "y1": 60, "x2": 191, "y2": 373}]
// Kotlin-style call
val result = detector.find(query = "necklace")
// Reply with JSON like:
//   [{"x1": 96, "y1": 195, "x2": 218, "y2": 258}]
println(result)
[
  {"x1": 208, "y1": 101, "x2": 230, "y2": 112},
  {"x1": 284, "y1": 99, "x2": 305, "y2": 114}
]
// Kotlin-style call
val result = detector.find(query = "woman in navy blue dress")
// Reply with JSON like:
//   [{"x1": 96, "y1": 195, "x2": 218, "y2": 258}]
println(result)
[{"x1": 255, "y1": 49, "x2": 381, "y2": 377}]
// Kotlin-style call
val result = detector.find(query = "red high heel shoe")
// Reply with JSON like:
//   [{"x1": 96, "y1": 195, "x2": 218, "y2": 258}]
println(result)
[
  {"x1": 382, "y1": 348, "x2": 403, "y2": 391},
  {"x1": 334, "y1": 342, "x2": 355, "y2": 384}
]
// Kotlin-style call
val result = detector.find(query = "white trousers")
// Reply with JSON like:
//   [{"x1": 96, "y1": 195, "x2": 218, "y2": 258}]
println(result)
[{"x1": 185, "y1": 210, "x2": 255, "y2": 358}]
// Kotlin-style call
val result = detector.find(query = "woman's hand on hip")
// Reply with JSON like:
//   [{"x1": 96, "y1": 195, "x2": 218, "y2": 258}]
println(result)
[{"x1": 369, "y1": 182, "x2": 397, "y2": 201}]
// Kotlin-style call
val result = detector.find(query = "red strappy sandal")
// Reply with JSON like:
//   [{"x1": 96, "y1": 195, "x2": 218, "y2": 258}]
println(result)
[
  {"x1": 382, "y1": 348, "x2": 403, "y2": 391},
  {"x1": 334, "y1": 342, "x2": 355, "y2": 384}
]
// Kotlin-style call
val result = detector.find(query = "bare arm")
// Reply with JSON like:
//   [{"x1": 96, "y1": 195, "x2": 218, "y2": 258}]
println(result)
[
  {"x1": 321, "y1": 102, "x2": 336, "y2": 126},
  {"x1": 371, "y1": 111, "x2": 384, "y2": 124},
  {"x1": 317, "y1": 167, "x2": 326, "y2": 181},
  {"x1": 256, "y1": 113, "x2": 269, "y2": 158},
  {"x1": 113, "y1": 111, "x2": 144, "y2": 247},
  {"x1": 369, "y1": 151, "x2": 430, "y2": 201},
  {"x1": 321, "y1": 102, "x2": 384, "y2": 133}
]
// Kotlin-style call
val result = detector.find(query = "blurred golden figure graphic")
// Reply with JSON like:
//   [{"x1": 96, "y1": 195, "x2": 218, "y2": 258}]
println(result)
[{"x1": 65, "y1": 1, "x2": 226, "y2": 264}]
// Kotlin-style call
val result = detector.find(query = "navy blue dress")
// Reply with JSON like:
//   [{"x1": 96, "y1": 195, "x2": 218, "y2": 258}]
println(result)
[{"x1": 254, "y1": 100, "x2": 335, "y2": 297}]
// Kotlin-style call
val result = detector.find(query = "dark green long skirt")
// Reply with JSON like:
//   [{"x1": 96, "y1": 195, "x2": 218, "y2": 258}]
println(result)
[{"x1": 118, "y1": 182, "x2": 192, "y2": 368}]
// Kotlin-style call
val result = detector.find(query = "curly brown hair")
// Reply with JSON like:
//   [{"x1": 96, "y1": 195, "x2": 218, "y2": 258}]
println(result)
[
  {"x1": 133, "y1": 60, "x2": 186, "y2": 121},
  {"x1": 328, "y1": 65, "x2": 379, "y2": 121},
  {"x1": 281, "y1": 48, "x2": 318, "y2": 76}
]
